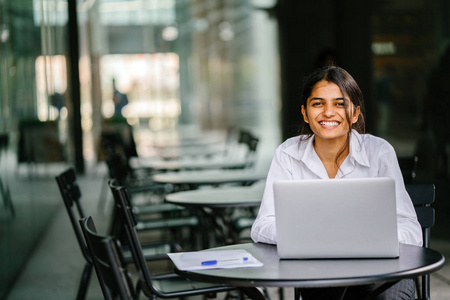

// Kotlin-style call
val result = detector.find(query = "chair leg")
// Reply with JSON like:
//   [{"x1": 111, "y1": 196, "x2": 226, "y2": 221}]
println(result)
[
  {"x1": 278, "y1": 287, "x2": 284, "y2": 300},
  {"x1": 76, "y1": 263, "x2": 93, "y2": 300}
]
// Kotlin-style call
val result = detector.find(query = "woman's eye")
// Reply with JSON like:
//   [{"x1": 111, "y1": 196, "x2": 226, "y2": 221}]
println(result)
[
  {"x1": 336, "y1": 101, "x2": 345, "y2": 107},
  {"x1": 312, "y1": 102, "x2": 322, "y2": 106}
]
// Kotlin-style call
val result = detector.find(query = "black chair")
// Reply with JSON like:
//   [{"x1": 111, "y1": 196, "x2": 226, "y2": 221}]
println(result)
[
  {"x1": 399, "y1": 155, "x2": 419, "y2": 184},
  {"x1": 108, "y1": 177, "x2": 201, "y2": 248},
  {"x1": 80, "y1": 216, "x2": 135, "y2": 300},
  {"x1": 55, "y1": 168, "x2": 182, "y2": 300},
  {"x1": 102, "y1": 146, "x2": 199, "y2": 233},
  {"x1": 102, "y1": 138, "x2": 201, "y2": 248},
  {"x1": 406, "y1": 183, "x2": 436, "y2": 300}
]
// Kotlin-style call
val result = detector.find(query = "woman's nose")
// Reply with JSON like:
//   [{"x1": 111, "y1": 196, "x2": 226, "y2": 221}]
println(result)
[{"x1": 323, "y1": 104, "x2": 336, "y2": 117}]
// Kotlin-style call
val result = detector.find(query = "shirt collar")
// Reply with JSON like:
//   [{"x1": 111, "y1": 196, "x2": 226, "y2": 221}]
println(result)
[
  {"x1": 282, "y1": 130, "x2": 371, "y2": 168},
  {"x1": 282, "y1": 135, "x2": 313, "y2": 162},
  {"x1": 348, "y1": 130, "x2": 370, "y2": 167}
]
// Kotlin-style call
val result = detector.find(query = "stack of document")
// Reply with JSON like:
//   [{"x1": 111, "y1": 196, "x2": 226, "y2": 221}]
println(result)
[{"x1": 168, "y1": 249, "x2": 263, "y2": 271}]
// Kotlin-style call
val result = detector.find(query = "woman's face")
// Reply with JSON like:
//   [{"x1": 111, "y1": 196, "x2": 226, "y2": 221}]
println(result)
[{"x1": 301, "y1": 80, "x2": 360, "y2": 142}]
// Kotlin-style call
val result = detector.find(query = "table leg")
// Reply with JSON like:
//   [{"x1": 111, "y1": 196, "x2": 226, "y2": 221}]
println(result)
[
  {"x1": 198, "y1": 207, "x2": 233, "y2": 247},
  {"x1": 196, "y1": 208, "x2": 211, "y2": 249}
]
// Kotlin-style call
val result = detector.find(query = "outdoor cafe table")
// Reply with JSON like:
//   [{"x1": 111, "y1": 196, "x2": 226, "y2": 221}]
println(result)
[
  {"x1": 152, "y1": 169, "x2": 267, "y2": 190},
  {"x1": 154, "y1": 145, "x2": 226, "y2": 160},
  {"x1": 175, "y1": 242, "x2": 445, "y2": 300},
  {"x1": 165, "y1": 184, "x2": 264, "y2": 246},
  {"x1": 138, "y1": 158, "x2": 249, "y2": 172},
  {"x1": 165, "y1": 184, "x2": 264, "y2": 208}
]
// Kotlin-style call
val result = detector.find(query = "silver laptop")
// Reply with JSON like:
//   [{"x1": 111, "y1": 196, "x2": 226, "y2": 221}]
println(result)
[{"x1": 274, "y1": 177, "x2": 399, "y2": 259}]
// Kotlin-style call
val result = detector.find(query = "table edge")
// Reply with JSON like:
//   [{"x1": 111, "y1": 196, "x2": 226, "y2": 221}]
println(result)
[{"x1": 175, "y1": 244, "x2": 446, "y2": 288}]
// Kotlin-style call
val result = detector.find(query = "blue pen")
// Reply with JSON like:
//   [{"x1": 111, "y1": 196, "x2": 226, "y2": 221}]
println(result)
[{"x1": 201, "y1": 257, "x2": 249, "y2": 265}]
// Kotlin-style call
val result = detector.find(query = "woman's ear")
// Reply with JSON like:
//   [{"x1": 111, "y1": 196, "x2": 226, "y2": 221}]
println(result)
[
  {"x1": 352, "y1": 106, "x2": 361, "y2": 124},
  {"x1": 301, "y1": 105, "x2": 309, "y2": 123}
]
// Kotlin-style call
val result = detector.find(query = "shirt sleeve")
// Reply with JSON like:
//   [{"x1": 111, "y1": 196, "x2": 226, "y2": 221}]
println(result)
[
  {"x1": 378, "y1": 142, "x2": 423, "y2": 246},
  {"x1": 251, "y1": 144, "x2": 293, "y2": 244}
]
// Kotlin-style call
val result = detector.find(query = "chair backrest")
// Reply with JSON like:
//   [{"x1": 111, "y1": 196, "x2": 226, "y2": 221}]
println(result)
[
  {"x1": 108, "y1": 180, "x2": 159, "y2": 295},
  {"x1": 405, "y1": 183, "x2": 435, "y2": 247},
  {"x1": 398, "y1": 156, "x2": 418, "y2": 184},
  {"x1": 80, "y1": 216, "x2": 135, "y2": 300},
  {"x1": 405, "y1": 183, "x2": 435, "y2": 300},
  {"x1": 55, "y1": 168, "x2": 91, "y2": 262}
]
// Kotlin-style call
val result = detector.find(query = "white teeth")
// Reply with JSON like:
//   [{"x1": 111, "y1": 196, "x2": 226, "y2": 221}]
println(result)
[{"x1": 320, "y1": 121, "x2": 339, "y2": 126}]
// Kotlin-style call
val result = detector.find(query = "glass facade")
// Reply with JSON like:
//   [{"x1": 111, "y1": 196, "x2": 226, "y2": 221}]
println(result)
[
  {"x1": 0, "y1": 0, "x2": 281, "y2": 297},
  {"x1": 1, "y1": 0, "x2": 450, "y2": 298},
  {"x1": 0, "y1": 0, "x2": 69, "y2": 297}
]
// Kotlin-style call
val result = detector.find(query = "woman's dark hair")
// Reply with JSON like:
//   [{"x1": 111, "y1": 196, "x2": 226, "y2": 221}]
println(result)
[
  {"x1": 299, "y1": 66, "x2": 366, "y2": 172},
  {"x1": 299, "y1": 66, "x2": 366, "y2": 137}
]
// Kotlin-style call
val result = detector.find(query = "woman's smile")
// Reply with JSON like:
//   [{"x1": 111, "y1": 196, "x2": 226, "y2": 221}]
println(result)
[{"x1": 319, "y1": 120, "x2": 341, "y2": 128}]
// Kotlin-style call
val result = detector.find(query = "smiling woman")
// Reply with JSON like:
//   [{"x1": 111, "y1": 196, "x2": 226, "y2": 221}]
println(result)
[
  {"x1": 250, "y1": 66, "x2": 423, "y2": 300},
  {"x1": 299, "y1": 68, "x2": 363, "y2": 178},
  {"x1": 301, "y1": 66, "x2": 365, "y2": 178}
]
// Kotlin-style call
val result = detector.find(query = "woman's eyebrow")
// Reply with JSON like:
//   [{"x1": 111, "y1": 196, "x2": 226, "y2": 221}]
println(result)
[{"x1": 308, "y1": 97, "x2": 346, "y2": 102}]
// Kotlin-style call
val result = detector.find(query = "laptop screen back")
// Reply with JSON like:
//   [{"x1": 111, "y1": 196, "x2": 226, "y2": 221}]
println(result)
[{"x1": 274, "y1": 177, "x2": 399, "y2": 259}]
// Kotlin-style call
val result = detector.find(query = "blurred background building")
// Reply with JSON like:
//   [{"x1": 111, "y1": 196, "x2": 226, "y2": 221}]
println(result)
[{"x1": 1, "y1": 0, "x2": 450, "y2": 298}]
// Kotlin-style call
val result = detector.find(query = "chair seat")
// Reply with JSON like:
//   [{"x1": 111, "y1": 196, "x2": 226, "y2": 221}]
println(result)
[{"x1": 151, "y1": 275, "x2": 235, "y2": 295}]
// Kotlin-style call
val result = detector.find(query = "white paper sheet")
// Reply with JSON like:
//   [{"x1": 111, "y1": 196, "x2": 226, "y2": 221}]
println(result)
[{"x1": 168, "y1": 249, "x2": 263, "y2": 271}]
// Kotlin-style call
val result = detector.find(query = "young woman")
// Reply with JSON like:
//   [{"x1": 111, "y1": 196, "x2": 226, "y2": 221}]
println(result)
[{"x1": 251, "y1": 66, "x2": 421, "y2": 300}]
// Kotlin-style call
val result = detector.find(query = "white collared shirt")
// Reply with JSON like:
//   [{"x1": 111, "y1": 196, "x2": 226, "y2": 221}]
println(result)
[{"x1": 251, "y1": 130, "x2": 423, "y2": 246}]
